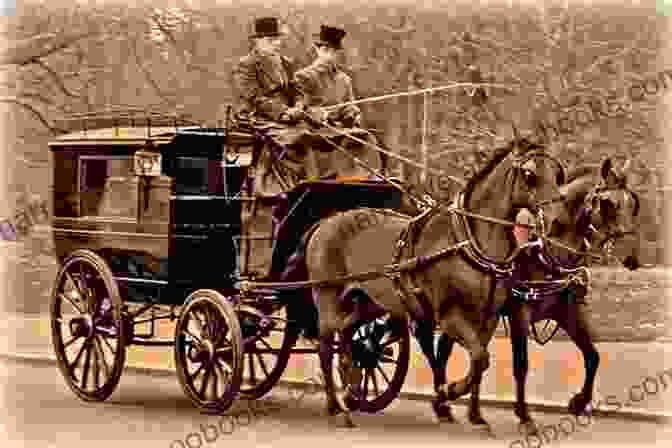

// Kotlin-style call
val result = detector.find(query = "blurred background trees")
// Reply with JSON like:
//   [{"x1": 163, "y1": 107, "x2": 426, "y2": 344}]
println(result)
[{"x1": 1, "y1": 0, "x2": 669, "y2": 264}]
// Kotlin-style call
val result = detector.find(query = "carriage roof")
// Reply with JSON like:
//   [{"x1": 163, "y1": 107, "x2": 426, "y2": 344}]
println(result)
[{"x1": 47, "y1": 126, "x2": 255, "y2": 166}]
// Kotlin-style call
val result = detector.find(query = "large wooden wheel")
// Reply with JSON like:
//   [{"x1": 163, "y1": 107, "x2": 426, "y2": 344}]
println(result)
[
  {"x1": 328, "y1": 313, "x2": 410, "y2": 414},
  {"x1": 238, "y1": 305, "x2": 300, "y2": 399},
  {"x1": 174, "y1": 290, "x2": 244, "y2": 412},
  {"x1": 50, "y1": 249, "x2": 128, "y2": 402}
]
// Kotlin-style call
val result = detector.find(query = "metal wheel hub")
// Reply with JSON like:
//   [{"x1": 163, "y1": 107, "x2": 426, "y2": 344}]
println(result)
[
  {"x1": 69, "y1": 315, "x2": 93, "y2": 338},
  {"x1": 353, "y1": 319, "x2": 389, "y2": 369},
  {"x1": 189, "y1": 339, "x2": 215, "y2": 364}
]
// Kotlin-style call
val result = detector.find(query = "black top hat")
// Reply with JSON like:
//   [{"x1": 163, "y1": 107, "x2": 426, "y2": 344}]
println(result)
[
  {"x1": 251, "y1": 17, "x2": 284, "y2": 38},
  {"x1": 313, "y1": 25, "x2": 346, "y2": 49}
]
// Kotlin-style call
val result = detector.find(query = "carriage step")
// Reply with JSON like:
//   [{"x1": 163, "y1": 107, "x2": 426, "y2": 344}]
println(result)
[{"x1": 129, "y1": 338, "x2": 174, "y2": 346}]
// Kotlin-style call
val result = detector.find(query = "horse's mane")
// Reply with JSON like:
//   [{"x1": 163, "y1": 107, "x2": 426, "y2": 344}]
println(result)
[
  {"x1": 463, "y1": 141, "x2": 514, "y2": 201},
  {"x1": 565, "y1": 165, "x2": 599, "y2": 184},
  {"x1": 463, "y1": 137, "x2": 542, "y2": 201}
]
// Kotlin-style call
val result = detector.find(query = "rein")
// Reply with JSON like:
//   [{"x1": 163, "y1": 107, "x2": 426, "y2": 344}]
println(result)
[{"x1": 305, "y1": 117, "x2": 566, "y2": 230}]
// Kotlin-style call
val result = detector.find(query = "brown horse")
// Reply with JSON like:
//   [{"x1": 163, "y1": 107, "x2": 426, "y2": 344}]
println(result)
[
  {"x1": 435, "y1": 158, "x2": 642, "y2": 434},
  {"x1": 302, "y1": 136, "x2": 566, "y2": 426}
]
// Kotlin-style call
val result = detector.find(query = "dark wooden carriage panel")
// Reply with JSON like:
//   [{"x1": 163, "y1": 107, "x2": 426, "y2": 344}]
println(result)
[{"x1": 49, "y1": 126, "x2": 254, "y2": 305}]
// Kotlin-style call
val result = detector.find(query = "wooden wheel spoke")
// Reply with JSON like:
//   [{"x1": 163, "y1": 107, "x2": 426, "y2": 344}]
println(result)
[
  {"x1": 184, "y1": 329, "x2": 205, "y2": 348},
  {"x1": 362, "y1": 368, "x2": 371, "y2": 397},
  {"x1": 211, "y1": 364, "x2": 219, "y2": 399},
  {"x1": 188, "y1": 363, "x2": 205, "y2": 386},
  {"x1": 255, "y1": 353, "x2": 270, "y2": 378},
  {"x1": 215, "y1": 361, "x2": 231, "y2": 390},
  {"x1": 381, "y1": 356, "x2": 398, "y2": 364},
  {"x1": 81, "y1": 338, "x2": 93, "y2": 390},
  {"x1": 63, "y1": 334, "x2": 83, "y2": 350},
  {"x1": 247, "y1": 352, "x2": 257, "y2": 384},
  {"x1": 381, "y1": 336, "x2": 401, "y2": 347},
  {"x1": 376, "y1": 365, "x2": 391, "y2": 385},
  {"x1": 65, "y1": 272, "x2": 83, "y2": 298},
  {"x1": 370, "y1": 368, "x2": 381, "y2": 397},
  {"x1": 92, "y1": 340, "x2": 101, "y2": 390},
  {"x1": 92, "y1": 336, "x2": 111, "y2": 380},
  {"x1": 259, "y1": 338, "x2": 274, "y2": 351},
  {"x1": 59, "y1": 292, "x2": 84, "y2": 315},
  {"x1": 98, "y1": 332, "x2": 117, "y2": 355},
  {"x1": 67, "y1": 337, "x2": 89, "y2": 377},
  {"x1": 199, "y1": 366, "x2": 213, "y2": 399}
]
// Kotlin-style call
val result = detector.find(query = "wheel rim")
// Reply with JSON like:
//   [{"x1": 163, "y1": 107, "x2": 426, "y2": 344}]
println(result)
[
  {"x1": 51, "y1": 256, "x2": 124, "y2": 400},
  {"x1": 239, "y1": 306, "x2": 298, "y2": 398},
  {"x1": 175, "y1": 295, "x2": 241, "y2": 409},
  {"x1": 331, "y1": 314, "x2": 410, "y2": 413}
]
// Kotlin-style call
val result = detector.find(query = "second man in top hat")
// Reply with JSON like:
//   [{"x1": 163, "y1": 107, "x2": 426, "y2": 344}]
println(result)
[{"x1": 293, "y1": 25, "x2": 362, "y2": 127}]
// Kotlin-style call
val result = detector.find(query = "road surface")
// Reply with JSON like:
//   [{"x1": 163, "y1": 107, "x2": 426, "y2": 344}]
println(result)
[{"x1": 1, "y1": 357, "x2": 670, "y2": 448}]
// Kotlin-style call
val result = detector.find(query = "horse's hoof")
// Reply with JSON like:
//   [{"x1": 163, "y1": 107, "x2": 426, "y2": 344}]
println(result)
[
  {"x1": 473, "y1": 422, "x2": 496, "y2": 438},
  {"x1": 344, "y1": 392, "x2": 361, "y2": 412},
  {"x1": 432, "y1": 401, "x2": 456, "y2": 423},
  {"x1": 518, "y1": 420, "x2": 539, "y2": 437},
  {"x1": 568, "y1": 394, "x2": 592, "y2": 417},
  {"x1": 330, "y1": 412, "x2": 356, "y2": 428},
  {"x1": 444, "y1": 383, "x2": 459, "y2": 401},
  {"x1": 469, "y1": 412, "x2": 488, "y2": 426}
]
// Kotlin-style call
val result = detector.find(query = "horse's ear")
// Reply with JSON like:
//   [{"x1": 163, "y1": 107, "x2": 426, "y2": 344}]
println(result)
[{"x1": 601, "y1": 158, "x2": 613, "y2": 180}]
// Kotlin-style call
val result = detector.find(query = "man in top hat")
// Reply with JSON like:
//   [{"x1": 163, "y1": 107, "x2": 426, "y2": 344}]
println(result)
[
  {"x1": 293, "y1": 25, "x2": 361, "y2": 127},
  {"x1": 232, "y1": 17, "x2": 304, "y2": 123},
  {"x1": 291, "y1": 25, "x2": 382, "y2": 178}
]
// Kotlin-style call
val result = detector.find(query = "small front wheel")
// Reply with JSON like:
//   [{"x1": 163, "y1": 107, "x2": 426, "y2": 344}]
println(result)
[{"x1": 174, "y1": 290, "x2": 244, "y2": 412}]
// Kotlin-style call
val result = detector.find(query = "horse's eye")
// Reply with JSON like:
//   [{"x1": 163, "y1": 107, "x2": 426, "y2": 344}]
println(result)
[{"x1": 522, "y1": 169, "x2": 537, "y2": 186}]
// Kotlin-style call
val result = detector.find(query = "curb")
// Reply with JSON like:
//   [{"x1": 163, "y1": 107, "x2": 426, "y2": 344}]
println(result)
[{"x1": 3, "y1": 351, "x2": 671, "y2": 424}]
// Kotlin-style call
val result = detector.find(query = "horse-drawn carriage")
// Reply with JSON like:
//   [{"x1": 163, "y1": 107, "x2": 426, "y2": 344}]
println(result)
[
  {"x1": 48, "y1": 110, "x2": 412, "y2": 413},
  {"x1": 48, "y1": 105, "x2": 640, "y2": 430}
]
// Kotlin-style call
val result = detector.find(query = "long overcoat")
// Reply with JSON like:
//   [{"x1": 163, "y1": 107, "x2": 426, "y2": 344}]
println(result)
[
  {"x1": 232, "y1": 48, "x2": 297, "y2": 121},
  {"x1": 293, "y1": 59, "x2": 381, "y2": 178}
]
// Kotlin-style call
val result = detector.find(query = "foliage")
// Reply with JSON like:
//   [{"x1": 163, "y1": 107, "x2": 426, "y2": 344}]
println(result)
[{"x1": 1, "y1": 0, "x2": 668, "y2": 256}]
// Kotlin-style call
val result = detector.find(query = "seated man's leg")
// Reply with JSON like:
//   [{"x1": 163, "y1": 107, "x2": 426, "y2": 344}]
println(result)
[
  {"x1": 239, "y1": 198, "x2": 275, "y2": 279},
  {"x1": 335, "y1": 133, "x2": 382, "y2": 178}
]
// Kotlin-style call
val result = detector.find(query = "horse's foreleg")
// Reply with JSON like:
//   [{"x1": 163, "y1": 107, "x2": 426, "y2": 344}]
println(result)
[
  {"x1": 318, "y1": 331, "x2": 339, "y2": 417},
  {"x1": 509, "y1": 303, "x2": 538, "y2": 434},
  {"x1": 467, "y1": 316, "x2": 498, "y2": 428},
  {"x1": 437, "y1": 309, "x2": 490, "y2": 401},
  {"x1": 558, "y1": 303, "x2": 599, "y2": 417},
  {"x1": 414, "y1": 320, "x2": 457, "y2": 422}
]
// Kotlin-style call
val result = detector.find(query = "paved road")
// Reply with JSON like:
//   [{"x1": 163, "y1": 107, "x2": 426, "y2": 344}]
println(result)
[{"x1": 1, "y1": 357, "x2": 670, "y2": 448}]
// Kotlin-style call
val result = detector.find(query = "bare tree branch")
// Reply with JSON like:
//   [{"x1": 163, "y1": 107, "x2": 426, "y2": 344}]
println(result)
[
  {"x1": 0, "y1": 96, "x2": 65, "y2": 134},
  {"x1": 0, "y1": 31, "x2": 97, "y2": 66},
  {"x1": 30, "y1": 58, "x2": 81, "y2": 98}
]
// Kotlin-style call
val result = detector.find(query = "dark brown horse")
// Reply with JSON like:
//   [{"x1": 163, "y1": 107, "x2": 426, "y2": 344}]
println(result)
[
  {"x1": 434, "y1": 158, "x2": 642, "y2": 434},
  {"x1": 302, "y1": 136, "x2": 566, "y2": 426}
]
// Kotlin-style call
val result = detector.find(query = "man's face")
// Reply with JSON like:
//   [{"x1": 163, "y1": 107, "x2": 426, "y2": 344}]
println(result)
[
  {"x1": 315, "y1": 44, "x2": 336, "y2": 61},
  {"x1": 256, "y1": 36, "x2": 283, "y2": 54}
]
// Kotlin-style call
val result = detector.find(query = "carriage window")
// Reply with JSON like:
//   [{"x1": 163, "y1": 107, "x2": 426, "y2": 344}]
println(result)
[
  {"x1": 173, "y1": 156, "x2": 229, "y2": 195},
  {"x1": 79, "y1": 155, "x2": 136, "y2": 218}
]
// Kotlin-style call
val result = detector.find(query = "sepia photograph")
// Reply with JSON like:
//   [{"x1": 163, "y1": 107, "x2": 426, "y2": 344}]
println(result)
[{"x1": 1, "y1": 0, "x2": 671, "y2": 446}]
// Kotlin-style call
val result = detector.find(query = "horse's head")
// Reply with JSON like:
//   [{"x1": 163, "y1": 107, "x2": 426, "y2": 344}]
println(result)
[
  {"x1": 550, "y1": 158, "x2": 641, "y2": 269},
  {"x1": 502, "y1": 128, "x2": 566, "y2": 231},
  {"x1": 585, "y1": 158, "x2": 641, "y2": 269},
  {"x1": 587, "y1": 158, "x2": 640, "y2": 237}
]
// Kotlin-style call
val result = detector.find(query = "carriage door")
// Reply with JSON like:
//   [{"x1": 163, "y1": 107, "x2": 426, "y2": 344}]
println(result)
[{"x1": 162, "y1": 132, "x2": 243, "y2": 298}]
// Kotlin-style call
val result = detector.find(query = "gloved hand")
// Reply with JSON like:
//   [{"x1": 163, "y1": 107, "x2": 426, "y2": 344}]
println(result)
[
  {"x1": 305, "y1": 107, "x2": 327, "y2": 124},
  {"x1": 341, "y1": 114, "x2": 361, "y2": 128},
  {"x1": 279, "y1": 107, "x2": 305, "y2": 123}
]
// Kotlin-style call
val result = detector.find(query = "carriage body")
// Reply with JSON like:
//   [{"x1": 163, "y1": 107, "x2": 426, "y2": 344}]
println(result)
[
  {"x1": 48, "y1": 118, "x2": 410, "y2": 413},
  {"x1": 48, "y1": 126, "x2": 252, "y2": 306}
]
